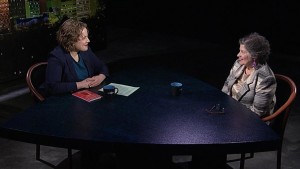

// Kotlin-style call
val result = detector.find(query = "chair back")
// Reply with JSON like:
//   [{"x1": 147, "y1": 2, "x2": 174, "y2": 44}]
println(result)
[
  {"x1": 262, "y1": 74, "x2": 297, "y2": 140},
  {"x1": 26, "y1": 62, "x2": 48, "y2": 102}
]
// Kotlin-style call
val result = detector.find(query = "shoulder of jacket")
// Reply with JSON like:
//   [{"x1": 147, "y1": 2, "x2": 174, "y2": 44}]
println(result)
[
  {"x1": 254, "y1": 65, "x2": 276, "y2": 85},
  {"x1": 232, "y1": 60, "x2": 243, "y2": 71},
  {"x1": 256, "y1": 64, "x2": 274, "y2": 78},
  {"x1": 48, "y1": 46, "x2": 70, "y2": 64}
]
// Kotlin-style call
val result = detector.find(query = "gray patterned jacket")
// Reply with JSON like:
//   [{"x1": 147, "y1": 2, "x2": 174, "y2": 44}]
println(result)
[{"x1": 222, "y1": 59, "x2": 277, "y2": 117}]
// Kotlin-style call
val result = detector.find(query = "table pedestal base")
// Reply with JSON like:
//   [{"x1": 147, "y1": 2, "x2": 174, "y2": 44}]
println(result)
[{"x1": 191, "y1": 153, "x2": 228, "y2": 169}]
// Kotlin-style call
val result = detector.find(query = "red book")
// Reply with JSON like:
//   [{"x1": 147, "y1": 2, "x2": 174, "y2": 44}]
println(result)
[{"x1": 72, "y1": 90, "x2": 102, "y2": 102}]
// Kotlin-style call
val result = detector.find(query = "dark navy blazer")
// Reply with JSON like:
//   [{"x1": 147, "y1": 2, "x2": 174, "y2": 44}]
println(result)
[{"x1": 45, "y1": 45, "x2": 109, "y2": 95}]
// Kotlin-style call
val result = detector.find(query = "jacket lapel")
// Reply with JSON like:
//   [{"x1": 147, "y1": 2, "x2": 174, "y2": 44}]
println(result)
[
  {"x1": 66, "y1": 53, "x2": 79, "y2": 80},
  {"x1": 236, "y1": 83, "x2": 250, "y2": 101},
  {"x1": 235, "y1": 66, "x2": 259, "y2": 101}
]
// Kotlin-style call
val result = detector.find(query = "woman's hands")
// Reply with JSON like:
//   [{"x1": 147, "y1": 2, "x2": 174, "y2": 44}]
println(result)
[
  {"x1": 86, "y1": 74, "x2": 106, "y2": 88},
  {"x1": 76, "y1": 74, "x2": 106, "y2": 89}
]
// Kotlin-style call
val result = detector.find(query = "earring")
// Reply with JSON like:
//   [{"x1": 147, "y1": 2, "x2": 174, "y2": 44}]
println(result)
[{"x1": 252, "y1": 59, "x2": 257, "y2": 68}]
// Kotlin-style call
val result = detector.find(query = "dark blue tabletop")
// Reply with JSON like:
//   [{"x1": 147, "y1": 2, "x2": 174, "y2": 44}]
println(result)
[{"x1": 0, "y1": 65, "x2": 279, "y2": 154}]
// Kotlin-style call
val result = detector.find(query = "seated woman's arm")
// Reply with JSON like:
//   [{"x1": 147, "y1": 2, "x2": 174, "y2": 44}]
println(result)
[
  {"x1": 45, "y1": 56, "x2": 78, "y2": 95},
  {"x1": 251, "y1": 75, "x2": 276, "y2": 117}
]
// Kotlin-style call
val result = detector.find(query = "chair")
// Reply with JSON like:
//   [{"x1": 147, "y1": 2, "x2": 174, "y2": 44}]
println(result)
[
  {"x1": 227, "y1": 74, "x2": 297, "y2": 169},
  {"x1": 26, "y1": 62, "x2": 47, "y2": 102},
  {"x1": 26, "y1": 62, "x2": 73, "y2": 169}
]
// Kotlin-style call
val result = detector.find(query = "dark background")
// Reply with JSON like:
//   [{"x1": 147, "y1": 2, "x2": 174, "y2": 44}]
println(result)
[
  {"x1": 106, "y1": 0, "x2": 299, "y2": 55},
  {"x1": 104, "y1": 0, "x2": 300, "y2": 87},
  {"x1": 1, "y1": 0, "x2": 299, "y2": 85}
]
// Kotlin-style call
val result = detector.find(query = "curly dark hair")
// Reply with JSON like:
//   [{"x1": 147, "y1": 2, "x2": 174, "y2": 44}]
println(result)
[
  {"x1": 56, "y1": 19, "x2": 88, "y2": 52},
  {"x1": 239, "y1": 32, "x2": 271, "y2": 64}
]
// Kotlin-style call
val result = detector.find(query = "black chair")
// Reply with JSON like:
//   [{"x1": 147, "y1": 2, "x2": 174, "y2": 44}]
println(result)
[
  {"x1": 26, "y1": 62, "x2": 73, "y2": 169},
  {"x1": 227, "y1": 74, "x2": 297, "y2": 169}
]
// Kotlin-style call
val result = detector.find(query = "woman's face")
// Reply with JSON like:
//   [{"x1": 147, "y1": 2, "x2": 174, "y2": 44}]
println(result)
[
  {"x1": 237, "y1": 44, "x2": 253, "y2": 67},
  {"x1": 74, "y1": 28, "x2": 90, "y2": 52}
]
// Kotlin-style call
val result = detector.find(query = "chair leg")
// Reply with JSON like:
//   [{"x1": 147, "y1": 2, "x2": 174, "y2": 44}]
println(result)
[
  {"x1": 68, "y1": 148, "x2": 72, "y2": 169},
  {"x1": 277, "y1": 149, "x2": 281, "y2": 169},
  {"x1": 36, "y1": 144, "x2": 40, "y2": 160},
  {"x1": 249, "y1": 152, "x2": 254, "y2": 159},
  {"x1": 240, "y1": 153, "x2": 245, "y2": 169}
]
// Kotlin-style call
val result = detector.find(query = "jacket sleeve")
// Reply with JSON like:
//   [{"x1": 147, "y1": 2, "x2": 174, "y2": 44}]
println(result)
[
  {"x1": 45, "y1": 52, "x2": 77, "y2": 95},
  {"x1": 222, "y1": 60, "x2": 240, "y2": 95},
  {"x1": 250, "y1": 74, "x2": 276, "y2": 117}
]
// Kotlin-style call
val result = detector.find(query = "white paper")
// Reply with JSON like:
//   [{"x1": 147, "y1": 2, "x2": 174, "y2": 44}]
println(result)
[{"x1": 99, "y1": 83, "x2": 140, "y2": 96}]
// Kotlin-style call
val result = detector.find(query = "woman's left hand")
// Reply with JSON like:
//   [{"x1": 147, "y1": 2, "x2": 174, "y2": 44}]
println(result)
[{"x1": 86, "y1": 74, "x2": 106, "y2": 88}]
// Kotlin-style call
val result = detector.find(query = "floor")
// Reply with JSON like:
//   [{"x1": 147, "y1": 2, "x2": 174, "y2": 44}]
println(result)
[{"x1": 0, "y1": 26, "x2": 299, "y2": 169}]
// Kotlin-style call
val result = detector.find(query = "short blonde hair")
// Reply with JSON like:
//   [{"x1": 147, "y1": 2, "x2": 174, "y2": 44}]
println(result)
[{"x1": 56, "y1": 19, "x2": 88, "y2": 52}]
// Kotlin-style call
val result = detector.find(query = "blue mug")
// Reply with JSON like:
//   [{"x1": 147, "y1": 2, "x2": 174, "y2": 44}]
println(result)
[
  {"x1": 170, "y1": 82, "x2": 183, "y2": 96},
  {"x1": 103, "y1": 85, "x2": 119, "y2": 96}
]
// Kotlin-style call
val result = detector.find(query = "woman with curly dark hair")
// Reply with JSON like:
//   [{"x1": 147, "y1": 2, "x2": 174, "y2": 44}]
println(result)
[{"x1": 222, "y1": 32, "x2": 276, "y2": 117}]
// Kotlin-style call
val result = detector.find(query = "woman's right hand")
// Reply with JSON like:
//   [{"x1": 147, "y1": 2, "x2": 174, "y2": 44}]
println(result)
[{"x1": 76, "y1": 79, "x2": 91, "y2": 89}]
